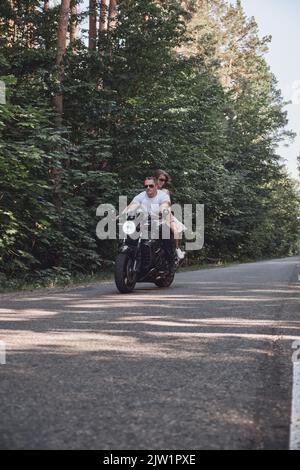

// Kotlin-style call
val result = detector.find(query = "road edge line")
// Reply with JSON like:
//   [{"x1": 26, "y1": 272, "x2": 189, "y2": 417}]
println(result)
[{"x1": 290, "y1": 362, "x2": 300, "y2": 450}]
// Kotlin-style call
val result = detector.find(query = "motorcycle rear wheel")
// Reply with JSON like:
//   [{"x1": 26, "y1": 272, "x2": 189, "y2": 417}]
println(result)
[{"x1": 154, "y1": 274, "x2": 175, "y2": 288}]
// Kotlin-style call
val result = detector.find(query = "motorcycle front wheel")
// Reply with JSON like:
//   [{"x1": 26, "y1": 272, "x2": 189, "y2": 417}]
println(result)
[{"x1": 115, "y1": 253, "x2": 137, "y2": 294}]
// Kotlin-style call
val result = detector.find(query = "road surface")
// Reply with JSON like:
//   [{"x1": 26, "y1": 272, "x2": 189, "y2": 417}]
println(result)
[{"x1": 0, "y1": 257, "x2": 300, "y2": 449}]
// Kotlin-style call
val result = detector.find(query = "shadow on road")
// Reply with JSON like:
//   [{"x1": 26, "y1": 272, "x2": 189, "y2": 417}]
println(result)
[{"x1": 0, "y1": 259, "x2": 299, "y2": 449}]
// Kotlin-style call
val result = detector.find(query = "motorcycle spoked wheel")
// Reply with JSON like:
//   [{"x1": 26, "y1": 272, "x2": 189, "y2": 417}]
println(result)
[{"x1": 115, "y1": 253, "x2": 137, "y2": 293}]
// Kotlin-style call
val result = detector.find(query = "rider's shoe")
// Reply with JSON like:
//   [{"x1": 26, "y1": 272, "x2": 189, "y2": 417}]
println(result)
[{"x1": 176, "y1": 248, "x2": 186, "y2": 260}]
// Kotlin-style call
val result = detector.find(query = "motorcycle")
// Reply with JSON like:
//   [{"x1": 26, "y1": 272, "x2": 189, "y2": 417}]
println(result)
[{"x1": 115, "y1": 211, "x2": 179, "y2": 294}]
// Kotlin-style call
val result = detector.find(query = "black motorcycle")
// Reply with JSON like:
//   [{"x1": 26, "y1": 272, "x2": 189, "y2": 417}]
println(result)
[{"x1": 115, "y1": 211, "x2": 178, "y2": 294}]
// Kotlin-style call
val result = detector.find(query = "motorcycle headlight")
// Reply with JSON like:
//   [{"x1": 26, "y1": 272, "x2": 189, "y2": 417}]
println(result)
[{"x1": 122, "y1": 221, "x2": 136, "y2": 236}]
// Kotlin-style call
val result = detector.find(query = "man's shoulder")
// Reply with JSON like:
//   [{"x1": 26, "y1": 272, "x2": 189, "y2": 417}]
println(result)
[
  {"x1": 157, "y1": 190, "x2": 170, "y2": 201},
  {"x1": 134, "y1": 191, "x2": 146, "y2": 200}
]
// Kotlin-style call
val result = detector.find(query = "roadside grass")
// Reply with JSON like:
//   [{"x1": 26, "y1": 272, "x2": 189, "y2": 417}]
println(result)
[
  {"x1": 0, "y1": 256, "x2": 281, "y2": 294},
  {"x1": 0, "y1": 270, "x2": 114, "y2": 294}
]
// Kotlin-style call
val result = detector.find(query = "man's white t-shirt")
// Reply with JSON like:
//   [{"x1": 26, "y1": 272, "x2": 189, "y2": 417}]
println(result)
[{"x1": 131, "y1": 190, "x2": 170, "y2": 215}]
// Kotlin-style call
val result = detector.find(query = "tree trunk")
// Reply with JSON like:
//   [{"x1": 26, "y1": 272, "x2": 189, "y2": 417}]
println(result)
[
  {"x1": 44, "y1": 0, "x2": 51, "y2": 50},
  {"x1": 70, "y1": 1, "x2": 78, "y2": 47},
  {"x1": 54, "y1": 0, "x2": 70, "y2": 125},
  {"x1": 99, "y1": 0, "x2": 107, "y2": 32},
  {"x1": 53, "y1": 0, "x2": 70, "y2": 210},
  {"x1": 56, "y1": 0, "x2": 70, "y2": 66},
  {"x1": 107, "y1": 0, "x2": 117, "y2": 31},
  {"x1": 88, "y1": 0, "x2": 97, "y2": 50},
  {"x1": 7, "y1": 0, "x2": 16, "y2": 47},
  {"x1": 26, "y1": 3, "x2": 34, "y2": 49}
]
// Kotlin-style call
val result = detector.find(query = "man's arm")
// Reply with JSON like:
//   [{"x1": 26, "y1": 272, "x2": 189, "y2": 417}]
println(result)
[
  {"x1": 121, "y1": 193, "x2": 143, "y2": 215},
  {"x1": 122, "y1": 201, "x2": 140, "y2": 215}
]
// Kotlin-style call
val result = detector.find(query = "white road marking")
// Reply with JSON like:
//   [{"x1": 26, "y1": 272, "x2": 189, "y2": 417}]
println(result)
[{"x1": 290, "y1": 362, "x2": 300, "y2": 450}]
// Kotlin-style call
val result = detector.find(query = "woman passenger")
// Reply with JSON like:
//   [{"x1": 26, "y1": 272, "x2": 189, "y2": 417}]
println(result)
[{"x1": 154, "y1": 170, "x2": 186, "y2": 260}]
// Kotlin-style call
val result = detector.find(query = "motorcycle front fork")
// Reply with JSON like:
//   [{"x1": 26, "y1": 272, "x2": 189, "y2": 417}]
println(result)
[{"x1": 133, "y1": 239, "x2": 142, "y2": 273}]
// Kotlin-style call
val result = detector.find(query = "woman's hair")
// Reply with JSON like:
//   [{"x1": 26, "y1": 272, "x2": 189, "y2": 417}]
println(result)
[{"x1": 154, "y1": 169, "x2": 171, "y2": 184}]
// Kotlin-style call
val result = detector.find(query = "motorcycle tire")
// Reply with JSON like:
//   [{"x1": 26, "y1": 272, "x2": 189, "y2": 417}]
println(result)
[
  {"x1": 115, "y1": 253, "x2": 137, "y2": 294},
  {"x1": 154, "y1": 274, "x2": 175, "y2": 288}
]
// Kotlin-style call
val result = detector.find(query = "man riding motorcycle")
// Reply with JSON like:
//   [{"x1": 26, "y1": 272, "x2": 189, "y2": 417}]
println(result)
[
  {"x1": 122, "y1": 176, "x2": 177, "y2": 274},
  {"x1": 114, "y1": 175, "x2": 178, "y2": 293}
]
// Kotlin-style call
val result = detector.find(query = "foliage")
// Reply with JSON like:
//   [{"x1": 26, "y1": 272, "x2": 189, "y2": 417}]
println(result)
[{"x1": 0, "y1": 0, "x2": 299, "y2": 288}]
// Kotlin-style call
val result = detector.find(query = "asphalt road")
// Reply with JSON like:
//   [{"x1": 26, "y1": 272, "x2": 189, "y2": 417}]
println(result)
[{"x1": 0, "y1": 257, "x2": 300, "y2": 450}]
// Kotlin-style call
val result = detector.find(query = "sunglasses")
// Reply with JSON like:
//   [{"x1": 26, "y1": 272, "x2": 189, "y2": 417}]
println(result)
[
  {"x1": 144, "y1": 184, "x2": 155, "y2": 189},
  {"x1": 158, "y1": 178, "x2": 167, "y2": 182}
]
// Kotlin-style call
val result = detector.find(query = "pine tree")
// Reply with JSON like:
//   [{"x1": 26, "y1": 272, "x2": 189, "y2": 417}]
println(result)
[
  {"x1": 54, "y1": 0, "x2": 70, "y2": 122},
  {"x1": 108, "y1": 0, "x2": 117, "y2": 31},
  {"x1": 99, "y1": 0, "x2": 107, "y2": 33},
  {"x1": 70, "y1": 0, "x2": 78, "y2": 47},
  {"x1": 89, "y1": 0, "x2": 97, "y2": 50}
]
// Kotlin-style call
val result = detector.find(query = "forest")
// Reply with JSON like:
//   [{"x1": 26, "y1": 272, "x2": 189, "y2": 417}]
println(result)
[{"x1": 0, "y1": 0, "x2": 300, "y2": 290}]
